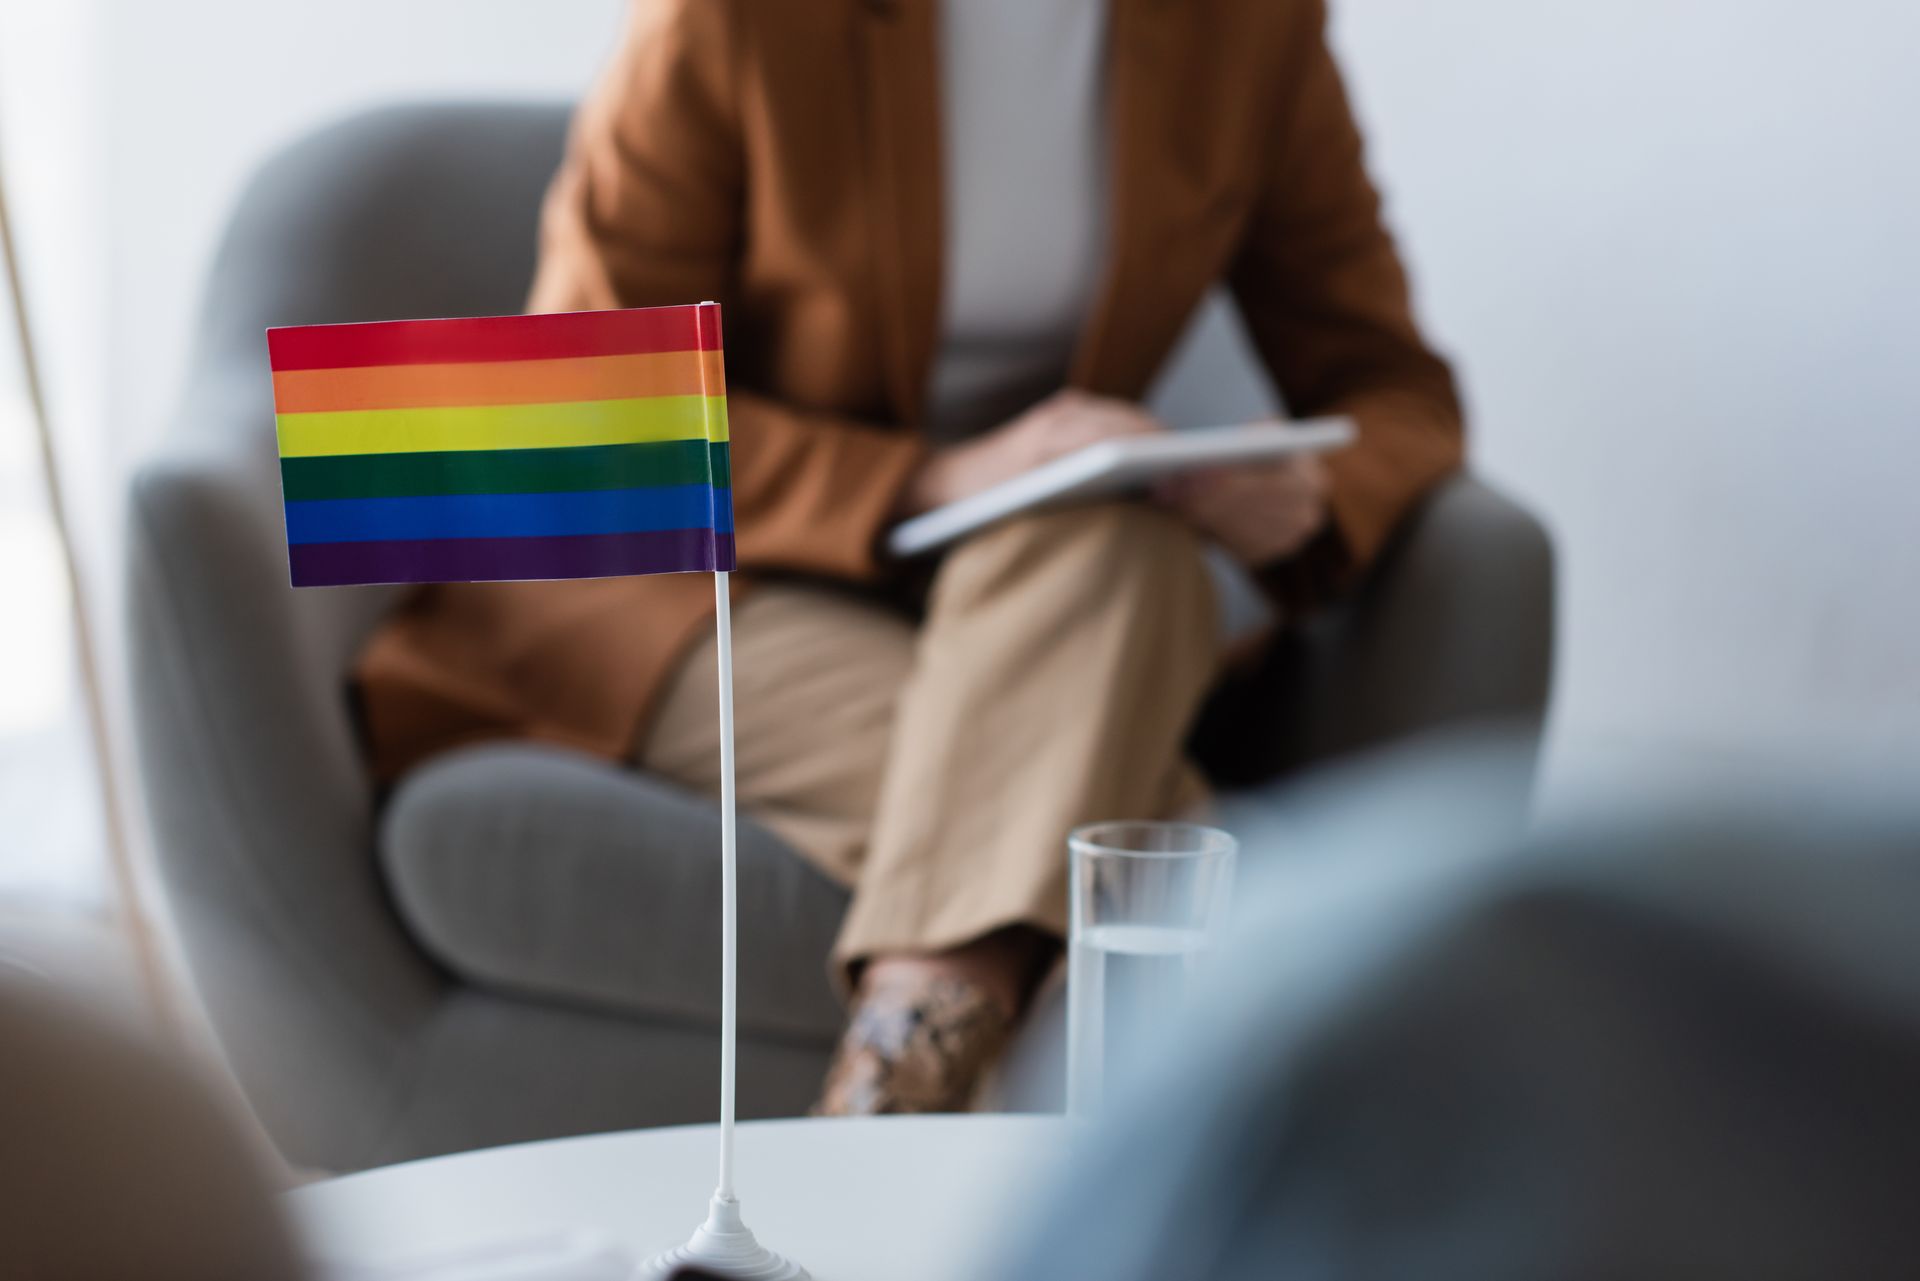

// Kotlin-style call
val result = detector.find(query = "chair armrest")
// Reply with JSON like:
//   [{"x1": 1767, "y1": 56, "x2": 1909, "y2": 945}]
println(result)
[
  {"x1": 125, "y1": 102, "x2": 579, "y2": 1166},
  {"x1": 127, "y1": 423, "x2": 442, "y2": 1164},
  {"x1": 1195, "y1": 474, "x2": 1556, "y2": 785}
]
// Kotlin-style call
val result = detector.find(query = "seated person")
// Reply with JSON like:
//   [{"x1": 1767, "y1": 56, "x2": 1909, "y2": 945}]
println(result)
[{"x1": 353, "y1": 0, "x2": 1463, "y2": 1114}]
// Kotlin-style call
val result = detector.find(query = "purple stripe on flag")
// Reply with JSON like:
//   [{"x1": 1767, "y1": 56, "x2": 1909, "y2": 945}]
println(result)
[{"x1": 289, "y1": 528, "x2": 736, "y2": 586}]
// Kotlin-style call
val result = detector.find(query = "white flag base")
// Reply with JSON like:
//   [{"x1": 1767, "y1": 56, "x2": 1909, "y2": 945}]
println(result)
[
  {"x1": 635, "y1": 573, "x2": 808, "y2": 1281},
  {"x1": 635, "y1": 1192, "x2": 809, "y2": 1280}
]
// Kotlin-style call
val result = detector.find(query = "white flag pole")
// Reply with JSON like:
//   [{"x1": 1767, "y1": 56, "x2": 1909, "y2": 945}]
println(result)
[
  {"x1": 636, "y1": 561, "x2": 805, "y2": 1281},
  {"x1": 714, "y1": 568, "x2": 738, "y2": 1201}
]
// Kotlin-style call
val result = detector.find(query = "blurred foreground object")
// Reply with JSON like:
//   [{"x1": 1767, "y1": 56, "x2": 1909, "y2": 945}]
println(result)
[
  {"x1": 1000, "y1": 749, "x2": 1920, "y2": 1280},
  {"x1": 0, "y1": 979, "x2": 304, "y2": 1280}
]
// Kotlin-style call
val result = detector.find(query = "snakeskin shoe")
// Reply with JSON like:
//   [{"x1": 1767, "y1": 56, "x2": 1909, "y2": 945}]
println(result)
[{"x1": 812, "y1": 973, "x2": 1015, "y2": 1115}]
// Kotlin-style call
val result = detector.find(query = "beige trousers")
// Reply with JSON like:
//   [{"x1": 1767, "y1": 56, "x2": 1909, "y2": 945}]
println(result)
[{"x1": 638, "y1": 503, "x2": 1220, "y2": 976}]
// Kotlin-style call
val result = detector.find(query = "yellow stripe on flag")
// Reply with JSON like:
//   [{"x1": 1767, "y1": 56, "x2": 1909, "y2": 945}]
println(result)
[{"x1": 276, "y1": 396, "x2": 729, "y2": 458}]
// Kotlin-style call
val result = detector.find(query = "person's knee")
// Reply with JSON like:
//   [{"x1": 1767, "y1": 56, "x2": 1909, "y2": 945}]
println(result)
[
  {"x1": 977, "y1": 501, "x2": 1205, "y2": 571},
  {"x1": 1060, "y1": 503, "x2": 1212, "y2": 594},
  {"x1": 934, "y1": 502, "x2": 1213, "y2": 615}
]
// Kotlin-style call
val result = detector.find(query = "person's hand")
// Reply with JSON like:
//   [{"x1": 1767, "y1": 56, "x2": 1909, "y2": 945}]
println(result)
[
  {"x1": 896, "y1": 391, "x2": 1163, "y2": 517},
  {"x1": 1155, "y1": 453, "x2": 1332, "y2": 568}
]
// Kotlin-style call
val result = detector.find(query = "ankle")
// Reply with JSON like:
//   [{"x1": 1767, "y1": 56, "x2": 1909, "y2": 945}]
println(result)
[{"x1": 860, "y1": 929, "x2": 1053, "y2": 1018}]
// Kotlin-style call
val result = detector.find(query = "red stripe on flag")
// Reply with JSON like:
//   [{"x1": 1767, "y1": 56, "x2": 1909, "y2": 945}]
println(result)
[{"x1": 268, "y1": 304, "x2": 721, "y2": 372}]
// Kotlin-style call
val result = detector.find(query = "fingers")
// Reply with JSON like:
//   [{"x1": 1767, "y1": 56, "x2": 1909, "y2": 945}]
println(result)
[
  {"x1": 1151, "y1": 455, "x2": 1333, "y2": 566},
  {"x1": 949, "y1": 393, "x2": 1170, "y2": 502},
  {"x1": 1158, "y1": 458, "x2": 1322, "y2": 504},
  {"x1": 1154, "y1": 464, "x2": 1237, "y2": 502},
  {"x1": 1021, "y1": 392, "x2": 1164, "y2": 467}
]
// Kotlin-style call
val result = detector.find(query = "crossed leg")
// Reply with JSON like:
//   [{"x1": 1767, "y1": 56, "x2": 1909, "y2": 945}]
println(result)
[{"x1": 640, "y1": 503, "x2": 1220, "y2": 1109}]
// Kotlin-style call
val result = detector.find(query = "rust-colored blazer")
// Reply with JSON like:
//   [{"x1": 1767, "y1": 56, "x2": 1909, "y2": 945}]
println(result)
[{"x1": 356, "y1": 0, "x2": 1464, "y2": 783}]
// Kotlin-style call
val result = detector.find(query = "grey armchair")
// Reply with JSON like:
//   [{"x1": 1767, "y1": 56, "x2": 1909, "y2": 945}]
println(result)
[{"x1": 128, "y1": 103, "x2": 1553, "y2": 1172}]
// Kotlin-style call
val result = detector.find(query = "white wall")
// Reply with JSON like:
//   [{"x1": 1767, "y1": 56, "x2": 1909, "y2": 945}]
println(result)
[
  {"x1": 1, "y1": 0, "x2": 112, "y2": 901},
  {"x1": 3, "y1": 0, "x2": 624, "y2": 901},
  {"x1": 72, "y1": 0, "x2": 1920, "y2": 794},
  {"x1": 1337, "y1": 0, "x2": 1920, "y2": 781},
  {"x1": 1166, "y1": 0, "x2": 1920, "y2": 787},
  {"x1": 101, "y1": 0, "x2": 627, "y2": 460}
]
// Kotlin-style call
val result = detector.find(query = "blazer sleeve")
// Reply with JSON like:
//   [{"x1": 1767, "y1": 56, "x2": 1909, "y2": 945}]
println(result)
[
  {"x1": 527, "y1": 0, "x2": 924, "y2": 580},
  {"x1": 1228, "y1": 0, "x2": 1465, "y2": 611}
]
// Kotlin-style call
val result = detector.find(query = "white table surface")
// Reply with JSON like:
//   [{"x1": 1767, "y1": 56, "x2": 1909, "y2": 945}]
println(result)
[{"x1": 290, "y1": 1114, "x2": 1067, "y2": 1281}]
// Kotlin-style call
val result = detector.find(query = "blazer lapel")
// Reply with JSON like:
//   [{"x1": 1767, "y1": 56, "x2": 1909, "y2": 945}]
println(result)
[
  {"x1": 856, "y1": 0, "x2": 944, "y2": 427},
  {"x1": 1072, "y1": 0, "x2": 1185, "y2": 399}
]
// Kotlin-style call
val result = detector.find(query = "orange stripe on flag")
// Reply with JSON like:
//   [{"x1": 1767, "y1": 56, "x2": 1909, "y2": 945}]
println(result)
[{"x1": 271, "y1": 349, "x2": 726, "y2": 414}]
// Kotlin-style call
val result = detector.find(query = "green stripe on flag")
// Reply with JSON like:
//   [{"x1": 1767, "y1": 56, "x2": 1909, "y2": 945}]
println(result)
[{"x1": 280, "y1": 440, "x2": 730, "y2": 502}]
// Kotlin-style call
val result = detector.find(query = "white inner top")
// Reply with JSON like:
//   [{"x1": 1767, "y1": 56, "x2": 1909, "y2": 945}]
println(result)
[{"x1": 925, "y1": 0, "x2": 1110, "y2": 440}]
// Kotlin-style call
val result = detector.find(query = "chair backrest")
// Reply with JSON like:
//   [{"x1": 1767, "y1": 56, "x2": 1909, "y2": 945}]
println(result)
[
  {"x1": 130, "y1": 99, "x2": 1550, "y2": 1165},
  {"x1": 172, "y1": 99, "x2": 578, "y2": 659},
  {"x1": 188, "y1": 101, "x2": 573, "y2": 390}
]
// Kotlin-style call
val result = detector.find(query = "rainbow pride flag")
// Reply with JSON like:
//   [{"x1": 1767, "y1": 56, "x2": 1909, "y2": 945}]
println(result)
[{"x1": 266, "y1": 303, "x2": 734, "y2": 587}]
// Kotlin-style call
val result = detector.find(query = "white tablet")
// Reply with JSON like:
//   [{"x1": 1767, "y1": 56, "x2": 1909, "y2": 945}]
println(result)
[{"x1": 886, "y1": 417, "x2": 1355, "y2": 557}]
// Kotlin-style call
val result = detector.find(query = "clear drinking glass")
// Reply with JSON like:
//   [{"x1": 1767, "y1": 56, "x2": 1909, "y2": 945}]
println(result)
[{"x1": 1065, "y1": 821, "x2": 1237, "y2": 1121}]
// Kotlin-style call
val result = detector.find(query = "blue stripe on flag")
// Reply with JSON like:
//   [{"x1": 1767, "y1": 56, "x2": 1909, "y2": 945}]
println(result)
[{"x1": 285, "y1": 484, "x2": 732, "y2": 545}]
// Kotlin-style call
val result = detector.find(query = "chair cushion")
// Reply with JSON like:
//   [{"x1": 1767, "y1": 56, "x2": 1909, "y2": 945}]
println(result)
[{"x1": 379, "y1": 744, "x2": 849, "y2": 1044}]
